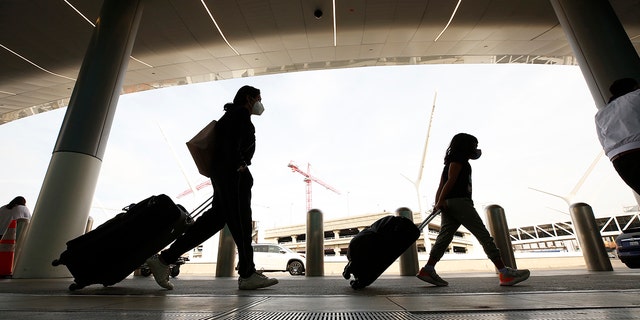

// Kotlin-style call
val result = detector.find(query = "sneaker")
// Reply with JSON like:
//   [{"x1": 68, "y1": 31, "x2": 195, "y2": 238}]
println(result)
[
  {"x1": 145, "y1": 254, "x2": 174, "y2": 290},
  {"x1": 416, "y1": 267, "x2": 448, "y2": 286},
  {"x1": 238, "y1": 271, "x2": 279, "y2": 290},
  {"x1": 499, "y1": 267, "x2": 530, "y2": 286}
]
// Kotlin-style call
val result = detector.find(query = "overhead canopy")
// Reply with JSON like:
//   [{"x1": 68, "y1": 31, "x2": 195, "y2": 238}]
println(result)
[{"x1": 1, "y1": 0, "x2": 639, "y2": 124}]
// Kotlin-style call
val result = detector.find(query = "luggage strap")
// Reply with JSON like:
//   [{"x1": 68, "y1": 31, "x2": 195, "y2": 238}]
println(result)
[{"x1": 417, "y1": 209, "x2": 441, "y2": 232}]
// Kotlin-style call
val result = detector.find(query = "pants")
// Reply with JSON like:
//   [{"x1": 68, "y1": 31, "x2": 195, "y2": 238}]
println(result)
[
  {"x1": 160, "y1": 167, "x2": 256, "y2": 278},
  {"x1": 429, "y1": 198, "x2": 501, "y2": 263},
  {"x1": 612, "y1": 149, "x2": 640, "y2": 196}
]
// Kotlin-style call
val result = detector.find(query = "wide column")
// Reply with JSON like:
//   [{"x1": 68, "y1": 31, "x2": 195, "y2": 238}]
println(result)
[
  {"x1": 13, "y1": 0, "x2": 144, "y2": 278},
  {"x1": 550, "y1": 0, "x2": 640, "y2": 109}
]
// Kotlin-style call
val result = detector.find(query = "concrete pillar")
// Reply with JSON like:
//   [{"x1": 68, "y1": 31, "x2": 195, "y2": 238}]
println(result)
[
  {"x1": 550, "y1": 0, "x2": 640, "y2": 109},
  {"x1": 13, "y1": 0, "x2": 144, "y2": 278},
  {"x1": 485, "y1": 205, "x2": 517, "y2": 269},
  {"x1": 216, "y1": 225, "x2": 236, "y2": 277},
  {"x1": 306, "y1": 209, "x2": 324, "y2": 276},
  {"x1": 397, "y1": 207, "x2": 419, "y2": 275},
  {"x1": 570, "y1": 203, "x2": 613, "y2": 271}
]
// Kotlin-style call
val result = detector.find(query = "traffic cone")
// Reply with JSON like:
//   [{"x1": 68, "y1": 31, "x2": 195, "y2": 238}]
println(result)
[{"x1": 0, "y1": 219, "x2": 17, "y2": 277}]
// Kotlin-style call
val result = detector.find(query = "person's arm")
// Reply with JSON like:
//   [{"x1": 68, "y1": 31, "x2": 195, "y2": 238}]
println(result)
[
  {"x1": 434, "y1": 162, "x2": 462, "y2": 211},
  {"x1": 237, "y1": 115, "x2": 255, "y2": 169}
]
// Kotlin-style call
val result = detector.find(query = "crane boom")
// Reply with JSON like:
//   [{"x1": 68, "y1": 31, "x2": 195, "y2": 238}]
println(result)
[
  {"x1": 176, "y1": 180, "x2": 212, "y2": 198},
  {"x1": 288, "y1": 161, "x2": 340, "y2": 212}
]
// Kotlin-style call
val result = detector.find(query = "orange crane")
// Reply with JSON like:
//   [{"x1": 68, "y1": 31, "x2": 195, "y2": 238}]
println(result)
[{"x1": 288, "y1": 161, "x2": 340, "y2": 212}]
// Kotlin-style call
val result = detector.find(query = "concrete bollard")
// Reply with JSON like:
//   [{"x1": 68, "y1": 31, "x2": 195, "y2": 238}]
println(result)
[
  {"x1": 485, "y1": 205, "x2": 517, "y2": 269},
  {"x1": 306, "y1": 209, "x2": 324, "y2": 276},
  {"x1": 396, "y1": 207, "x2": 419, "y2": 275},
  {"x1": 216, "y1": 225, "x2": 236, "y2": 277},
  {"x1": 570, "y1": 203, "x2": 613, "y2": 271}
]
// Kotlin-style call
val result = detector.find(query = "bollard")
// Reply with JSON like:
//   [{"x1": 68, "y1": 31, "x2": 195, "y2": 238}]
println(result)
[
  {"x1": 396, "y1": 207, "x2": 419, "y2": 275},
  {"x1": 306, "y1": 209, "x2": 324, "y2": 276},
  {"x1": 570, "y1": 203, "x2": 613, "y2": 271},
  {"x1": 485, "y1": 205, "x2": 517, "y2": 269},
  {"x1": 216, "y1": 225, "x2": 236, "y2": 277}
]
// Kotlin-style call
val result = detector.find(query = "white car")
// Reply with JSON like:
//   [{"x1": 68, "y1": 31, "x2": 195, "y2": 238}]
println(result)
[{"x1": 248, "y1": 243, "x2": 306, "y2": 275}]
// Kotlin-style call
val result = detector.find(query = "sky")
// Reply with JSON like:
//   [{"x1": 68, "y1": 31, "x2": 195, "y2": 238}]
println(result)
[{"x1": 1, "y1": 64, "x2": 637, "y2": 233}]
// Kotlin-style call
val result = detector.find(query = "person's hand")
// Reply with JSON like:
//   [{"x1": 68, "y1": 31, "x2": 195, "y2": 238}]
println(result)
[{"x1": 434, "y1": 199, "x2": 447, "y2": 212}]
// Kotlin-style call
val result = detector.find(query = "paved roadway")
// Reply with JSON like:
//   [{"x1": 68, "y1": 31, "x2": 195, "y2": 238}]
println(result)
[{"x1": 1, "y1": 267, "x2": 640, "y2": 320}]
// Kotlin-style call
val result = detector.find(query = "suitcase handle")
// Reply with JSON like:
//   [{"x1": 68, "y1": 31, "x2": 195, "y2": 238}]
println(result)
[
  {"x1": 189, "y1": 195, "x2": 213, "y2": 219},
  {"x1": 417, "y1": 209, "x2": 441, "y2": 232}
]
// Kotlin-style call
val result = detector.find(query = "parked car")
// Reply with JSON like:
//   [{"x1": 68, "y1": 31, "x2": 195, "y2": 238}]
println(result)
[
  {"x1": 615, "y1": 227, "x2": 640, "y2": 268},
  {"x1": 243, "y1": 243, "x2": 306, "y2": 275}
]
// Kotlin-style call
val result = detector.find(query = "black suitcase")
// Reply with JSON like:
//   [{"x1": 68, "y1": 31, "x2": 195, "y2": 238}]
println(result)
[
  {"x1": 342, "y1": 210, "x2": 440, "y2": 289},
  {"x1": 52, "y1": 194, "x2": 193, "y2": 291}
]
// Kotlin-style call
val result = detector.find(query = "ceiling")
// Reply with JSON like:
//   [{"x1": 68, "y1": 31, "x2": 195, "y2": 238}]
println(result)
[{"x1": 1, "y1": 0, "x2": 639, "y2": 124}]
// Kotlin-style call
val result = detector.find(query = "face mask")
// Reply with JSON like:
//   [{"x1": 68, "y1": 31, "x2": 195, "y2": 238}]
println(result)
[
  {"x1": 251, "y1": 101, "x2": 265, "y2": 115},
  {"x1": 470, "y1": 149, "x2": 482, "y2": 160}
]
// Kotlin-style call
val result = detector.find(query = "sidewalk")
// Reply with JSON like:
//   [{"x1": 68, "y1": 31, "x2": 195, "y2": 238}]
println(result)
[{"x1": 1, "y1": 267, "x2": 640, "y2": 320}]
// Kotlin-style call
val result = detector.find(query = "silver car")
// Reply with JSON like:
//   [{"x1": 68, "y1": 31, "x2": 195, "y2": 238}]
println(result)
[{"x1": 250, "y1": 243, "x2": 306, "y2": 276}]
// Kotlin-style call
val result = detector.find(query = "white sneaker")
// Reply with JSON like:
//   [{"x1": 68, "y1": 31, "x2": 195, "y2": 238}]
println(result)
[
  {"x1": 238, "y1": 271, "x2": 278, "y2": 290},
  {"x1": 145, "y1": 254, "x2": 174, "y2": 290}
]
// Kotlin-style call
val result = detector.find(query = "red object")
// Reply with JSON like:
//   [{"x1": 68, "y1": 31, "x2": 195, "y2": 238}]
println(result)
[
  {"x1": 288, "y1": 161, "x2": 340, "y2": 212},
  {"x1": 0, "y1": 220, "x2": 17, "y2": 276}
]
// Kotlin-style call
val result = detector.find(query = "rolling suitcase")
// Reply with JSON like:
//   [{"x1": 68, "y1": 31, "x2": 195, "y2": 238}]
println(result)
[
  {"x1": 342, "y1": 210, "x2": 440, "y2": 289},
  {"x1": 52, "y1": 194, "x2": 203, "y2": 291}
]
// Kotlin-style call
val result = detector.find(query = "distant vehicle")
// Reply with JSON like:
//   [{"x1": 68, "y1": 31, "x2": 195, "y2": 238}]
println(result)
[
  {"x1": 243, "y1": 243, "x2": 306, "y2": 276},
  {"x1": 615, "y1": 227, "x2": 640, "y2": 268}
]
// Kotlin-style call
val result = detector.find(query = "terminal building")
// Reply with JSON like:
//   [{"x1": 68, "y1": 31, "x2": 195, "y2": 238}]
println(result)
[
  {"x1": 239, "y1": 206, "x2": 640, "y2": 260},
  {"x1": 100, "y1": 204, "x2": 640, "y2": 264},
  {"x1": 263, "y1": 211, "x2": 474, "y2": 257},
  {"x1": 508, "y1": 206, "x2": 640, "y2": 254}
]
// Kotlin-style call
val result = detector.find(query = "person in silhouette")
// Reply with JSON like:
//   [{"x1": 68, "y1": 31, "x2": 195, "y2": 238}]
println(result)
[
  {"x1": 416, "y1": 133, "x2": 530, "y2": 286},
  {"x1": 146, "y1": 85, "x2": 278, "y2": 290},
  {"x1": 0, "y1": 196, "x2": 31, "y2": 238},
  {"x1": 595, "y1": 77, "x2": 640, "y2": 198}
]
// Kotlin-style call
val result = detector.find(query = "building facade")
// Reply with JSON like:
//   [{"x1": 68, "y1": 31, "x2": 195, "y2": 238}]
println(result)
[{"x1": 263, "y1": 211, "x2": 474, "y2": 256}]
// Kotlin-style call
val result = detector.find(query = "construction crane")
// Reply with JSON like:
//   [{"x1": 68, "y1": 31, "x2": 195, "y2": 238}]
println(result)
[
  {"x1": 288, "y1": 161, "x2": 340, "y2": 212},
  {"x1": 176, "y1": 180, "x2": 212, "y2": 198}
]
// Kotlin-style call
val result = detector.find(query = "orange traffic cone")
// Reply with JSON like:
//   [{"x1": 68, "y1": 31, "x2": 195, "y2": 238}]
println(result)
[{"x1": 0, "y1": 219, "x2": 17, "y2": 277}]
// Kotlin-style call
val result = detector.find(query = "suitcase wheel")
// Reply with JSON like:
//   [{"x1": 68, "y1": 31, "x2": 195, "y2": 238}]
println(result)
[
  {"x1": 342, "y1": 262, "x2": 352, "y2": 280},
  {"x1": 350, "y1": 280, "x2": 366, "y2": 290}
]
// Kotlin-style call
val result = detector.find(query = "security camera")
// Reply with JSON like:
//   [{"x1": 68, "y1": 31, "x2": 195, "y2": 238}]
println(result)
[{"x1": 314, "y1": 9, "x2": 323, "y2": 19}]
